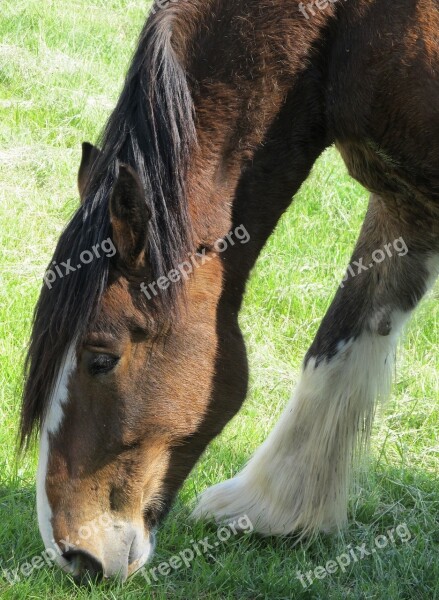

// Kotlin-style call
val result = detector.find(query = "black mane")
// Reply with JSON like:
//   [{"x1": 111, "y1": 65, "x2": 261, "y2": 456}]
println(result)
[{"x1": 20, "y1": 9, "x2": 196, "y2": 448}]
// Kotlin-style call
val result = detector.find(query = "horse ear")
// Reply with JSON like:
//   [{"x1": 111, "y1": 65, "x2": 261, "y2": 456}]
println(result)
[
  {"x1": 78, "y1": 142, "x2": 101, "y2": 203},
  {"x1": 110, "y1": 164, "x2": 151, "y2": 269}
]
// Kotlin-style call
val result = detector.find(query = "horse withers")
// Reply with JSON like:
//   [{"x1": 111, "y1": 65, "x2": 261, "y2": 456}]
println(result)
[{"x1": 20, "y1": 0, "x2": 439, "y2": 582}]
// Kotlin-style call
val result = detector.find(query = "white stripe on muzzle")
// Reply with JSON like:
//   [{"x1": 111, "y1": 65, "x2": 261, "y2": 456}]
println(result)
[{"x1": 36, "y1": 343, "x2": 76, "y2": 570}]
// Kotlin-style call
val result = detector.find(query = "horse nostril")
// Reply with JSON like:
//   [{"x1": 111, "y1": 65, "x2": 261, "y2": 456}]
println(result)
[{"x1": 64, "y1": 550, "x2": 104, "y2": 583}]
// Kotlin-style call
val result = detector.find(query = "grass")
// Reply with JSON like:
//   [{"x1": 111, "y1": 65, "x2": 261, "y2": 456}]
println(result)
[{"x1": 0, "y1": 1, "x2": 438, "y2": 598}]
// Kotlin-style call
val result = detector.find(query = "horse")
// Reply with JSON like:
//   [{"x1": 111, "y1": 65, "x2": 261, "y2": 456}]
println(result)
[{"x1": 20, "y1": 0, "x2": 439, "y2": 583}]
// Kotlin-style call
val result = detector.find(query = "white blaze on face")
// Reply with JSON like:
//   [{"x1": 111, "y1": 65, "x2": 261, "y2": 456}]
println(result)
[{"x1": 36, "y1": 343, "x2": 77, "y2": 570}]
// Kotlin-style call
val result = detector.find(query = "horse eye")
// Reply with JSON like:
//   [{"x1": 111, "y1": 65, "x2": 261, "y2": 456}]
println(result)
[{"x1": 88, "y1": 354, "x2": 120, "y2": 376}]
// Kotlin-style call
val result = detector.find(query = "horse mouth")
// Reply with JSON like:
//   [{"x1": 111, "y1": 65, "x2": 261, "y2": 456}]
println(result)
[{"x1": 61, "y1": 528, "x2": 156, "y2": 583}]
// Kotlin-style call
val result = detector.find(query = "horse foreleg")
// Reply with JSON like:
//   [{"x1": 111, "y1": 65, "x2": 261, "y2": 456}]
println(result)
[{"x1": 192, "y1": 193, "x2": 439, "y2": 536}]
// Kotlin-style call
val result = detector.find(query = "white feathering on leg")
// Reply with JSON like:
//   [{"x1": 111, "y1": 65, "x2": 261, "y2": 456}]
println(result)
[{"x1": 192, "y1": 312, "x2": 408, "y2": 536}]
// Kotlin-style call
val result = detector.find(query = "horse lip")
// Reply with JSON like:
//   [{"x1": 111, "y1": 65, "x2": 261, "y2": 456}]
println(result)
[
  {"x1": 58, "y1": 527, "x2": 156, "y2": 582},
  {"x1": 127, "y1": 529, "x2": 156, "y2": 578}
]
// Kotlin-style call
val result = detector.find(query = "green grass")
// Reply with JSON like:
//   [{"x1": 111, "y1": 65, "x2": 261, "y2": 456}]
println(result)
[{"x1": 0, "y1": 1, "x2": 438, "y2": 598}]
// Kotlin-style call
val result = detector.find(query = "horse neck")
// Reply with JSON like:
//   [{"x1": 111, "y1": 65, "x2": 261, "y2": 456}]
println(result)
[{"x1": 181, "y1": 1, "x2": 334, "y2": 269}]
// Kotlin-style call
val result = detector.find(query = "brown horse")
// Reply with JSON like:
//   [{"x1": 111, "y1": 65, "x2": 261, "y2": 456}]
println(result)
[{"x1": 20, "y1": 0, "x2": 439, "y2": 583}]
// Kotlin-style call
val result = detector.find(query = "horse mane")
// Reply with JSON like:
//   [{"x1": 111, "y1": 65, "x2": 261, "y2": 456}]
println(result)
[{"x1": 19, "y1": 9, "x2": 196, "y2": 449}]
